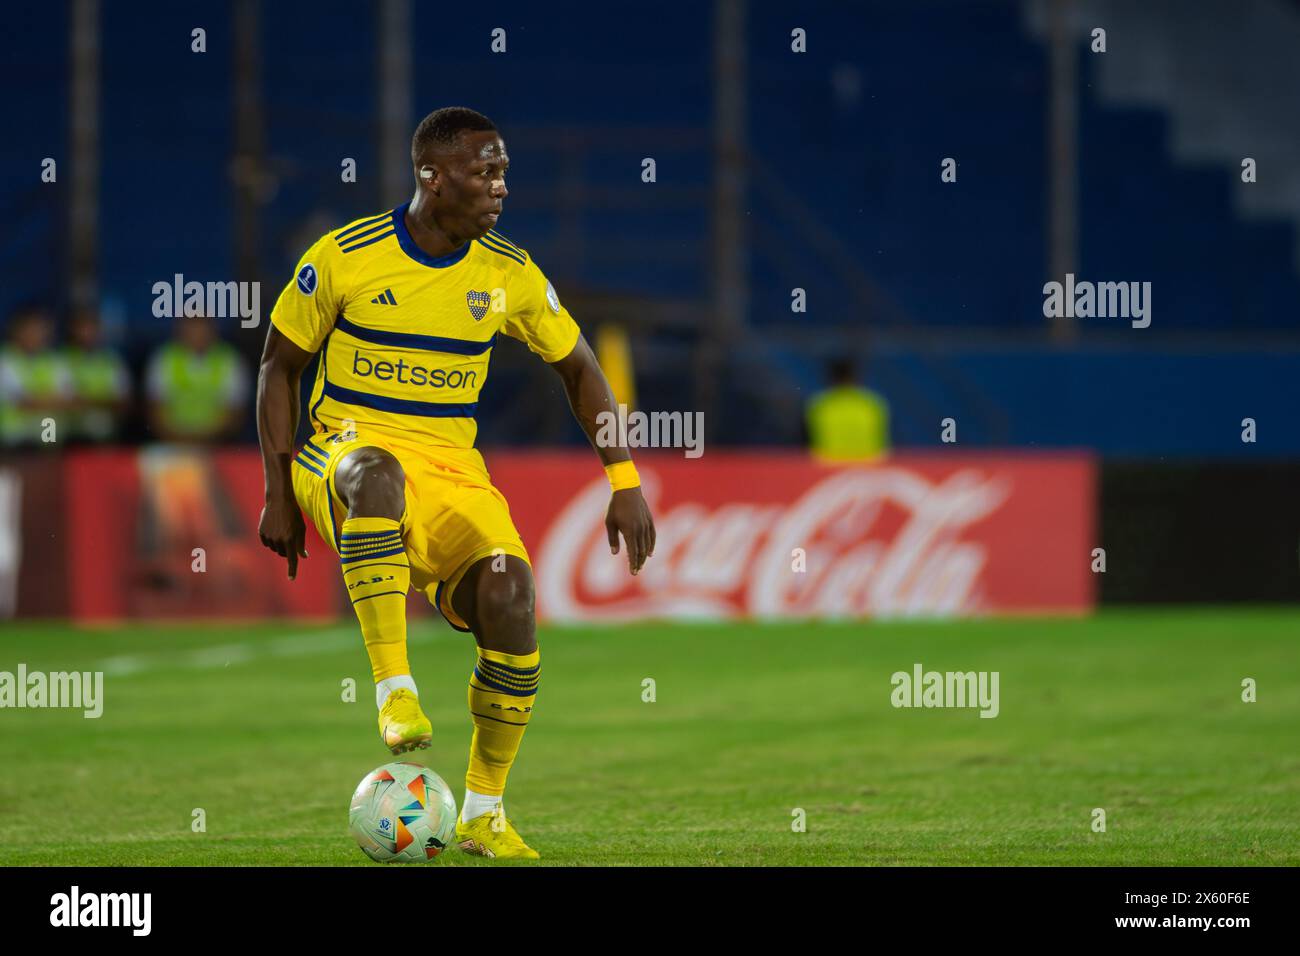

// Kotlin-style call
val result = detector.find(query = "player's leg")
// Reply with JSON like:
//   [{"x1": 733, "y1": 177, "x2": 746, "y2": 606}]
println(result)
[
  {"x1": 448, "y1": 554, "x2": 541, "y2": 858},
  {"x1": 332, "y1": 445, "x2": 428, "y2": 754}
]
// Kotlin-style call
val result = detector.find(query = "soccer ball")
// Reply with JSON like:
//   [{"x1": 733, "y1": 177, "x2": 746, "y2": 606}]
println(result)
[{"x1": 348, "y1": 761, "x2": 458, "y2": 862}]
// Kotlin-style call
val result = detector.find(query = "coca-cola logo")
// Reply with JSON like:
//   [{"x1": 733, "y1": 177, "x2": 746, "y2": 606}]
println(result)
[{"x1": 536, "y1": 466, "x2": 1011, "y2": 620}]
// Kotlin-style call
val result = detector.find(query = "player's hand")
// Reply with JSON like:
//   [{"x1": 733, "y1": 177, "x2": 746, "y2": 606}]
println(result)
[
  {"x1": 258, "y1": 496, "x2": 309, "y2": 580},
  {"x1": 606, "y1": 487, "x2": 656, "y2": 576}
]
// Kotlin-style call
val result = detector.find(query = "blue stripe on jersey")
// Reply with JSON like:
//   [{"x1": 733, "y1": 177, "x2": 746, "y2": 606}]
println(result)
[
  {"x1": 294, "y1": 455, "x2": 325, "y2": 478},
  {"x1": 298, "y1": 443, "x2": 328, "y2": 466},
  {"x1": 326, "y1": 469, "x2": 342, "y2": 549},
  {"x1": 335, "y1": 211, "x2": 393, "y2": 243},
  {"x1": 487, "y1": 229, "x2": 525, "y2": 257},
  {"x1": 303, "y1": 437, "x2": 332, "y2": 461},
  {"x1": 477, "y1": 234, "x2": 526, "y2": 266},
  {"x1": 335, "y1": 220, "x2": 393, "y2": 249},
  {"x1": 322, "y1": 381, "x2": 478, "y2": 418},
  {"x1": 334, "y1": 315, "x2": 496, "y2": 356},
  {"x1": 340, "y1": 228, "x2": 396, "y2": 253}
]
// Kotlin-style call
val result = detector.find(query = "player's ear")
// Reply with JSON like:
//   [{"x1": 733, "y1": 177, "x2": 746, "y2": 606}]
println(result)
[{"x1": 418, "y1": 165, "x2": 439, "y2": 195}]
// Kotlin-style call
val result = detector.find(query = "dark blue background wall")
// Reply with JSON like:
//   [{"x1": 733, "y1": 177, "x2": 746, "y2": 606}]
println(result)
[{"x1": 4, "y1": 0, "x2": 1296, "y2": 454}]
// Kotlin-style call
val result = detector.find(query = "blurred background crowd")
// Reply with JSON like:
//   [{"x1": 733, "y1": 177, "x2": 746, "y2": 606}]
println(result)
[
  {"x1": 4, "y1": 0, "x2": 1298, "y2": 458},
  {"x1": 1, "y1": 306, "x2": 246, "y2": 446},
  {"x1": 1, "y1": 300, "x2": 887, "y2": 456}
]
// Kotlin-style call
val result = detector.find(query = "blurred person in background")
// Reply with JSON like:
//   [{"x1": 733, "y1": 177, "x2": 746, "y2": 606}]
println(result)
[
  {"x1": 63, "y1": 307, "x2": 131, "y2": 442},
  {"x1": 805, "y1": 356, "x2": 890, "y2": 462},
  {"x1": 0, "y1": 304, "x2": 71, "y2": 448},
  {"x1": 145, "y1": 312, "x2": 249, "y2": 442}
]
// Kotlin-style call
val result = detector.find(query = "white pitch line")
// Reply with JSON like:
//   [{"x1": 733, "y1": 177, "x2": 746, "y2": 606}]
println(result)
[
  {"x1": 98, "y1": 629, "x2": 358, "y2": 681},
  {"x1": 94, "y1": 625, "x2": 458, "y2": 677}
]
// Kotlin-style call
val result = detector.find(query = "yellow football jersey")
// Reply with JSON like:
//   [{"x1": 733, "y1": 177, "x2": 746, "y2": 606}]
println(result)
[{"x1": 270, "y1": 204, "x2": 581, "y2": 449}]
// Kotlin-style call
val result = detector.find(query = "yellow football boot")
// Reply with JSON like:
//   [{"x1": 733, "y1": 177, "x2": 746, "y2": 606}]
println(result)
[
  {"x1": 377, "y1": 688, "x2": 431, "y2": 754},
  {"x1": 455, "y1": 809, "x2": 540, "y2": 860}
]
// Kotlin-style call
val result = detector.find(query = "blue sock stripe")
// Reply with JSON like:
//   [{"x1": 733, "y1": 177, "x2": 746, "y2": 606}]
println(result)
[
  {"x1": 340, "y1": 543, "x2": 402, "y2": 554},
  {"x1": 341, "y1": 546, "x2": 406, "y2": 564},
  {"x1": 340, "y1": 537, "x2": 402, "y2": 549},
  {"x1": 351, "y1": 590, "x2": 405, "y2": 605},
  {"x1": 476, "y1": 662, "x2": 541, "y2": 681},
  {"x1": 471, "y1": 668, "x2": 539, "y2": 697},
  {"x1": 341, "y1": 549, "x2": 406, "y2": 562},
  {"x1": 474, "y1": 669, "x2": 539, "y2": 690},
  {"x1": 476, "y1": 655, "x2": 541, "y2": 672},
  {"x1": 475, "y1": 673, "x2": 540, "y2": 692},
  {"x1": 470, "y1": 710, "x2": 530, "y2": 727},
  {"x1": 477, "y1": 657, "x2": 541, "y2": 678},
  {"x1": 473, "y1": 664, "x2": 540, "y2": 684},
  {"x1": 340, "y1": 538, "x2": 403, "y2": 551},
  {"x1": 471, "y1": 678, "x2": 540, "y2": 699}
]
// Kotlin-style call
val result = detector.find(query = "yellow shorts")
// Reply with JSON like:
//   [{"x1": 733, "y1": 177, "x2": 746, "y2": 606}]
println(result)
[{"x1": 290, "y1": 428, "x2": 530, "y2": 631}]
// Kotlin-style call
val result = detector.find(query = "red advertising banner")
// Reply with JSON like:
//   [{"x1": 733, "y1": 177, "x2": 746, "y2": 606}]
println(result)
[
  {"x1": 65, "y1": 447, "x2": 339, "y2": 622},
  {"x1": 489, "y1": 451, "x2": 1096, "y2": 620},
  {"x1": 58, "y1": 448, "x2": 1094, "y2": 621},
  {"x1": 1, "y1": 453, "x2": 67, "y2": 618}
]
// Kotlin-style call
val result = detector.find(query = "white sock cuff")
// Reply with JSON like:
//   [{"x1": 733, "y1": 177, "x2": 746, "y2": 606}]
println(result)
[
  {"x1": 375, "y1": 674, "x2": 418, "y2": 710},
  {"x1": 461, "y1": 788, "x2": 503, "y2": 823}
]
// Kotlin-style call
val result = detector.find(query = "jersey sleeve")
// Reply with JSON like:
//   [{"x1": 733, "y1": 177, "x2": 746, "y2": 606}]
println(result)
[
  {"x1": 501, "y1": 255, "x2": 581, "y2": 363},
  {"x1": 269, "y1": 233, "x2": 349, "y2": 354}
]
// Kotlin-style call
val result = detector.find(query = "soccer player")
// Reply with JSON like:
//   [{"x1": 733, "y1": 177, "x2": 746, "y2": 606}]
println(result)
[{"x1": 255, "y1": 107, "x2": 656, "y2": 860}]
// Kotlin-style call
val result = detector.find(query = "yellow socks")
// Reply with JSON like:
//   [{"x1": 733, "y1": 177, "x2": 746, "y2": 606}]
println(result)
[
  {"x1": 465, "y1": 647, "x2": 540, "y2": 800},
  {"x1": 340, "y1": 516, "x2": 411, "y2": 683}
]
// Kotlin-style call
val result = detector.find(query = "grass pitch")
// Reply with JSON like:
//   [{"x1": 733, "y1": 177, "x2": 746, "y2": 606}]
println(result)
[{"x1": 0, "y1": 609, "x2": 1296, "y2": 866}]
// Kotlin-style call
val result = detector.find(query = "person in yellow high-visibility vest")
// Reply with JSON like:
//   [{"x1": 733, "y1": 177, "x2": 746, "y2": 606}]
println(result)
[
  {"x1": 0, "y1": 305, "x2": 72, "y2": 448},
  {"x1": 64, "y1": 308, "x2": 131, "y2": 442},
  {"x1": 145, "y1": 313, "x2": 249, "y2": 442},
  {"x1": 805, "y1": 357, "x2": 890, "y2": 462}
]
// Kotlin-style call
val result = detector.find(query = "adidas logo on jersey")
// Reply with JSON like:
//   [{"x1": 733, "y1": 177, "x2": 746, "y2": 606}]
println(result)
[{"x1": 371, "y1": 289, "x2": 397, "y2": 305}]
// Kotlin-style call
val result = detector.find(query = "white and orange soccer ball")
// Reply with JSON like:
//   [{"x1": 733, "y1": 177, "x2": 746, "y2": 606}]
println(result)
[{"x1": 348, "y1": 761, "x2": 458, "y2": 862}]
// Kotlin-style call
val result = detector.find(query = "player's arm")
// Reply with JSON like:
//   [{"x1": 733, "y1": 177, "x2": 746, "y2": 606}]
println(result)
[
  {"x1": 256, "y1": 325, "x2": 313, "y2": 579},
  {"x1": 256, "y1": 239, "x2": 345, "y2": 578},
  {"x1": 549, "y1": 334, "x2": 656, "y2": 575}
]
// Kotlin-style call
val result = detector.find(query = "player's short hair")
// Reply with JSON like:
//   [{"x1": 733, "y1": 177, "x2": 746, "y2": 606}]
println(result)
[{"x1": 410, "y1": 107, "x2": 498, "y2": 167}]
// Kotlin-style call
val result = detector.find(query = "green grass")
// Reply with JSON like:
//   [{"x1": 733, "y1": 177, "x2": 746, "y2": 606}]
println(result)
[{"x1": 1, "y1": 609, "x2": 1297, "y2": 866}]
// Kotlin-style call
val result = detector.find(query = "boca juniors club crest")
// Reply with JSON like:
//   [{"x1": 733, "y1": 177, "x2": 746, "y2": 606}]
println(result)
[{"x1": 466, "y1": 290, "x2": 491, "y2": 321}]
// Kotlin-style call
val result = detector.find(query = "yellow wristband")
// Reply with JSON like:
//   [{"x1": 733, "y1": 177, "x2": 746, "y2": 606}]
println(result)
[{"x1": 605, "y1": 460, "x2": 640, "y2": 492}]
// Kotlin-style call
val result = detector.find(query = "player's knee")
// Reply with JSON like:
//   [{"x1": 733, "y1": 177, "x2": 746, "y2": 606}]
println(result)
[
  {"x1": 336, "y1": 447, "x2": 405, "y2": 519},
  {"x1": 475, "y1": 564, "x2": 536, "y2": 652}
]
